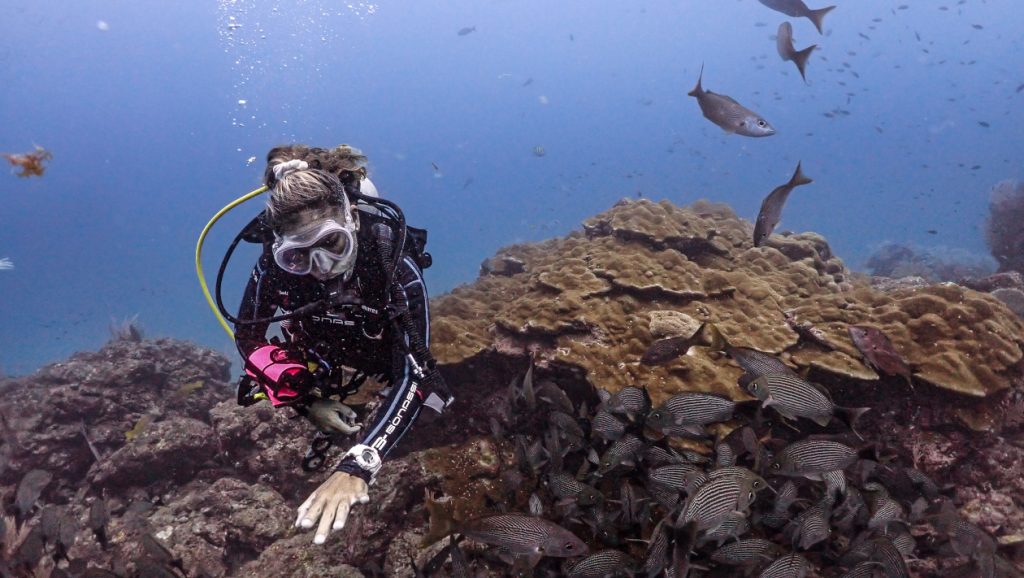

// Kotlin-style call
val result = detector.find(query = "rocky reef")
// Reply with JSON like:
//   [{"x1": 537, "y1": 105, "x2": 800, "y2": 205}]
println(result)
[
  {"x1": 1, "y1": 198, "x2": 1023, "y2": 577},
  {"x1": 986, "y1": 180, "x2": 1024, "y2": 275}
]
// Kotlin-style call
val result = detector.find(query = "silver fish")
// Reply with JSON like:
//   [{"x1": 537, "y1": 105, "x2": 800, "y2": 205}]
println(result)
[
  {"x1": 543, "y1": 471, "x2": 602, "y2": 506},
  {"x1": 646, "y1": 392, "x2": 735, "y2": 435},
  {"x1": 785, "y1": 497, "x2": 832, "y2": 549},
  {"x1": 770, "y1": 439, "x2": 858, "y2": 479},
  {"x1": 777, "y1": 22, "x2": 817, "y2": 82},
  {"x1": 698, "y1": 512, "x2": 751, "y2": 547},
  {"x1": 688, "y1": 65, "x2": 776, "y2": 137},
  {"x1": 715, "y1": 442, "x2": 736, "y2": 467},
  {"x1": 591, "y1": 409, "x2": 627, "y2": 441},
  {"x1": 642, "y1": 516, "x2": 672, "y2": 577},
  {"x1": 678, "y1": 475, "x2": 760, "y2": 533},
  {"x1": 648, "y1": 463, "x2": 705, "y2": 492},
  {"x1": 597, "y1": 434, "x2": 646, "y2": 475},
  {"x1": 758, "y1": 0, "x2": 836, "y2": 34},
  {"x1": 728, "y1": 346, "x2": 799, "y2": 378},
  {"x1": 753, "y1": 162, "x2": 812, "y2": 247},
  {"x1": 599, "y1": 386, "x2": 651, "y2": 420}
]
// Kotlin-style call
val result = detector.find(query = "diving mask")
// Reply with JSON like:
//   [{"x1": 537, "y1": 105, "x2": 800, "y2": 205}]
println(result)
[{"x1": 273, "y1": 218, "x2": 357, "y2": 279}]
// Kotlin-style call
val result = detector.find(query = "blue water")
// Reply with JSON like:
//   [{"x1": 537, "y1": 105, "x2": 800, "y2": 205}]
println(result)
[{"x1": 1, "y1": 0, "x2": 1021, "y2": 376}]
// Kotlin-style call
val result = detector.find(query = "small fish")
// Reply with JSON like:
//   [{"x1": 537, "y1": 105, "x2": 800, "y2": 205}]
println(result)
[
  {"x1": 591, "y1": 410, "x2": 627, "y2": 441},
  {"x1": 711, "y1": 539, "x2": 784, "y2": 566},
  {"x1": 173, "y1": 379, "x2": 204, "y2": 399},
  {"x1": 746, "y1": 374, "x2": 868, "y2": 430},
  {"x1": 640, "y1": 335, "x2": 694, "y2": 365},
  {"x1": 776, "y1": 22, "x2": 817, "y2": 82},
  {"x1": 642, "y1": 516, "x2": 672, "y2": 577},
  {"x1": 125, "y1": 414, "x2": 153, "y2": 441},
  {"x1": 761, "y1": 480, "x2": 800, "y2": 529},
  {"x1": 140, "y1": 534, "x2": 185, "y2": 575},
  {"x1": 785, "y1": 497, "x2": 832, "y2": 549},
  {"x1": 597, "y1": 434, "x2": 646, "y2": 475},
  {"x1": 646, "y1": 392, "x2": 735, "y2": 434},
  {"x1": 538, "y1": 380, "x2": 574, "y2": 414},
  {"x1": 753, "y1": 161, "x2": 813, "y2": 247},
  {"x1": 648, "y1": 463, "x2": 706, "y2": 492},
  {"x1": 758, "y1": 553, "x2": 811, "y2": 578},
  {"x1": 715, "y1": 442, "x2": 735, "y2": 468},
  {"x1": 89, "y1": 499, "x2": 109, "y2": 549},
  {"x1": 698, "y1": 512, "x2": 751, "y2": 547},
  {"x1": 598, "y1": 386, "x2": 651, "y2": 421},
  {"x1": 543, "y1": 471, "x2": 602, "y2": 507},
  {"x1": 978, "y1": 121, "x2": 990, "y2": 128},
  {"x1": 677, "y1": 475, "x2": 761, "y2": 532},
  {"x1": 423, "y1": 493, "x2": 588, "y2": 565},
  {"x1": 728, "y1": 346, "x2": 799, "y2": 378},
  {"x1": 689, "y1": 65, "x2": 776, "y2": 137},
  {"x1": 14, "y1": 469, "x2": 53, "y2": 525},
  {"x1": 847, "y1": 325, "x2": 914, "y2": 388},
  {"x1": 567, "y1": 550, "x2": 637, "y2": 578},
  {"x1": 757, "y1": 0, "x2": 835, "y2": 34},
  {"x1": 1016, "y1": 83, "x2": 1024, "y2": 93},
  {"x1": 457, "y1": 26, "x2": 476, "y2": 36},
  {"x1": 769, "y1": 439, "x2": 859, "y2": 479}
]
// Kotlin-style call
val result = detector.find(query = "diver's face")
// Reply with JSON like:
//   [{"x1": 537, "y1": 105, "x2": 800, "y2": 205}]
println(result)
[{"x1": 274, "y1": 204, "x2": 359, "y2": 281}]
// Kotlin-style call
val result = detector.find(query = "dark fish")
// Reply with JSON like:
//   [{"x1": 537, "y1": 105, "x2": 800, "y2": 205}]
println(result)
[
  {"x1": 770, "y1": 439, "x2": 858, "y2": 479},
  {"x1": 712, "y1": 538, "x2": 784, "y2": 566},
  {"x1": 424, "y1": 494, "x2": 588, "y2": 563},
  {"x1": 758, "y1": 0, "x2": 835, "y2": 34},
  {"x1": 698, "y1": 512, "x2": 751, "y2": 547},
  {"x1": 978, "y1": 121, "x2": 990, "y2": 128},
  {"x1": 599, "y1": 386, "x2": 651, "y2": 421},
  {"x1": 89, "y1": 499, "x2": 110, "y2": 549},
  {"x1": 785, "y1": 497, "x2": 832, "y2": 549},
  {"x1": 567, "y1": 549, "x2": 637, "y2": 578},
  {"x1": 758, "y1": 553, "x2": 811, "y2": 578},
  {"x1": 11, "y1": 525, "x2": 45, "y2": 570},
  {"x1": 543, "y1": 471, "x2": 602, "y2": 507},
  {"x1": 761, "y1": 480, "x2": 800, "y2": 529},
  {"x1": 643, "y1": 516, "x2": 672, "y2": 577},
  {"x1": 538, "y1": 380, "x2": 575, "y2": 414},
  {"x1": 648, "y1": 463, "x2": 706, "y2": 492},
  {"x1": 728, "y1": 346, "x2": 799, "y2": 378},
  {"x1": 591, "y1": 410, "x2": 627, "y2": 441},
  {"x1": 822, "y1": 469, "x2": 848, "y2": 500},
  {"x1": 457, "y1": 26, "x2": 476, "y2": 36},
  {"x1": 715, "y1": 442, "x2": 735, "y2": 467},
  {"x1": 753, "y1": 162, "x2": 812, "y2": 247},
  {"x1": 550, "y1": 410, "x2": 585, "y2": 445},
  {"x1": 141, "y1": 534, "x2": 185, "y2": 575},
  {"x1": 14, "y1": 469, "x2": 52, "y2": 525},
  {"x1": 449, "y1": 536, "x2": 470, "y2": 578},
  {"x1": 641, "y1": 335, "x2": 693, "y2": 365},
  {"x1": 848, "y1": 325, "x2": 914, "y2": 388},
  {"x1": 1016, "y1": 83, "x2": 1024, "y2": 93},
  {"x1": 689, "y1": 65, "x2": 776, "y2": 137},
  {"x1": 777, "y1": 22, "x2": 816, "y2": 82},
  {"x1": 646, "y1": 392, "x2": 735, "y2": 436}
]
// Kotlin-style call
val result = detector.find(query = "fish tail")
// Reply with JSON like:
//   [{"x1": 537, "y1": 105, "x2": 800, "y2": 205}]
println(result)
[
  {"x1": 687, "y1": 63, "x2": 705, "y2": 97},
  {"x1": 793, "y1": 44, "x2": 816, "y2": 82},
  {"x1": 421, "y1": 491, "x2": 457, "y2": 548},
  {"x1": 838, "y1": 406, "x2": 871, "y2": 438},
  {"x1": 671, "y1": 521, "x2": 698, "y2": 578},
  {"x1": 790, "y1": 162, "x2": 813, "y2": 187},
  {"x1": 808, "y1": 6, "x2": 836, "y2": 35}
]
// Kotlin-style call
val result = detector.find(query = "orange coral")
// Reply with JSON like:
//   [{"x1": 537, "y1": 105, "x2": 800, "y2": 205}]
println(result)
[{"x1": 2, "y1": 146, "x2": 52, "y2": 178}]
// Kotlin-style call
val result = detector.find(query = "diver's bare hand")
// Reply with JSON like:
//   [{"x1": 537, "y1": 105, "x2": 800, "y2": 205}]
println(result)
[{"x1": 295, "y1": 472, "x2": 369, "y2": 544}]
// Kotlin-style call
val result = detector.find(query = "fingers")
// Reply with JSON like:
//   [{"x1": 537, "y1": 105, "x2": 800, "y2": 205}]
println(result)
[
  {"x1": 298, "y1": 494, "x2": 326, "y2": 530},
  {"x1": 332, "y1": 500, "x2": 351, "y2": 531},
  {"x1": 295, "y1": 492, "x2": 317, "y2": 528},
  {"x1": 314, "y1": 502, "x2": 337, "y2": 545}
]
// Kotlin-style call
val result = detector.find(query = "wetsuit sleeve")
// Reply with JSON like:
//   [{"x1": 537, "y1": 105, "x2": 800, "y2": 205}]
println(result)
[
  {"x1": 234, "y1": 252, "x2": 280, "y2": 357},
  {"x1": 337, "y1": 256, "x2": 430, "y2": 482}
]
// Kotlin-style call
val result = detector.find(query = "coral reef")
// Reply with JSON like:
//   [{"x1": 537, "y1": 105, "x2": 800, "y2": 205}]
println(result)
[
  {"x1": 865, "y1": 242, "x2": 994, "y2": 282},
  {"x1": 2, "y1": 198, "x2": 1023, "y2": 576},
  {"x1": 986, "y1": 179, "x2": 1024, "y2": 274}
]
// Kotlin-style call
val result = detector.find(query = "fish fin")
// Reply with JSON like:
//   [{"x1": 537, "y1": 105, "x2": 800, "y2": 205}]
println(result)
[
  {"x1": 687, "y1": 63, "x2": 705, "y2": 97},
  {"x1": 680, "y1": 424, "x2": 708, "y2": 438},
  {"x1": 838, "y1": 406, "x2": 872, "y2": 438},
  {"x1": 789, "y1": 162, "x2": 813, "y2": 188},
  {"x1": 671, "y1": 522, "x2": 698, "y2": 578},
  {"x1": 811, "y1": 415, "x2": 831, "y2": 427},
  {"x1": 792, "y1": 44, "x2": 816, "y2": 82},
  {"x1": 808, "y1": 5, "x2": 836, "y2": 35}
]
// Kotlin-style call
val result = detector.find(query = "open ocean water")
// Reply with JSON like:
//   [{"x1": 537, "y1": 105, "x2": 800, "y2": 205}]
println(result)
[{"x1": 1, "y1": 0, "x2": 1021, "y2": 376}]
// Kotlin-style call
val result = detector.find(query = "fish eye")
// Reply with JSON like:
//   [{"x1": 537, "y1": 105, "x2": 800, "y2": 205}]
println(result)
[
  {"x1": 771, "y1": 462, "x2": 780, "y2": 469},
  {"x1": 750, "y1": 383, "x2": 759, "y2": 392},
  {"x1": 753, "y1": 480, "x2": 762, "y2": 489},
  {"x1": 564, "y1": 542, "x2": 575, "y2": 550},
  {"x1": 757, "y1": 120, "x2": 767, "y2": 127}
]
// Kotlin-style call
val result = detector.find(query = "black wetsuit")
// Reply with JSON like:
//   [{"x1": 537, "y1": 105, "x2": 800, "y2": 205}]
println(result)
[{"x1": 234, "y1": 213, "x2": 431, "y2": 482}]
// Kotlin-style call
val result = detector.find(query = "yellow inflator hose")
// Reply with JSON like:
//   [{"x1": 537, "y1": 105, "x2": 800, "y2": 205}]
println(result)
[{"x1": 195, "y1": 185, "x2": 268, "y2": 339}]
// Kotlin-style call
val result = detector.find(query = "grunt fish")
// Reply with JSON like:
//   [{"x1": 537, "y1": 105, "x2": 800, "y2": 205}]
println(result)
[
  {"x1": 777, "y1": 22, "x2": 817, "y2": 82},
  {"x1": 591, "y1": 409, "x2": 627, "y2": 441},
  {"x1": 689, "y1": 65, "x2": 776, "y2": 137},
  {"x1": 567, "y1": 549, "x2": 637, "y2": 578},
  {"x1": 14, "y1": 469, "x2": 52, "y2": 525},
  {"x1": 728, "y1": 346, "x2": 799, "y2": 379},
  {"x1": 597, "y1": 434, "x2": 646, "y2": 475},
  {"x1": 770, "y1": 439, "x2": 858, "y2": 479},
  {"x1": 678, "y1": 475, "x2": 762, "y2": 532},
  {"x1": 847, "y1": 325, "x2": 914, "y2": 388},
  {"x1": 543, "y1": 471, "x2": 602, "y2": 507},
  {"x1": 641, "y1": 335, "x2": 694, "y2": 365},
  {"x1": 423, "y1": 493, "x2": 588, "y2": 564},
  {"x1": 757, "y1": 553, "x2": 811, "y2": 578},
  {"x1": 753, "y1": 162, "x2": 813, "y2": 247},
  {"x1": 646, "y1": 392, "x2": 735, "y2": 437},
  {"x1": 757, "y1": 0, "x2": 836, "y2": 34},
  {"x1": 785, "y1": 497, "x2": 832, "y2": 549},
  {"x1": 598, "y1": 386, "x2": 651, "y2": 421},
  {"x1": 649, "y1": 463, "x2": 706, "y2": 492},
  {"x1": 746, "y1": 373, "x2": 869, "y2": 432},
  {"x1": 712, "y1": 538, "x2": 784, "y2": 566}
]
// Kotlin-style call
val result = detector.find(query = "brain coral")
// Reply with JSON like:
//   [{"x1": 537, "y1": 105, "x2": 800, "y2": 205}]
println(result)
[{"x1": 430, "y1": 199, "x2": 1024, "y2": 401}]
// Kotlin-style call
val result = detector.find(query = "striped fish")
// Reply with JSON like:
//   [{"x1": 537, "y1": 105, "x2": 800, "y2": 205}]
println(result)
[
  {"x1": 597, "y1": 434, "x2": 646, "y2": 475},
  {"x1": 698, "y1": 512, "x2": 751, "y2": 547},
  {"x1": 786, "y1": 498, "x2": 832, "y2": 550},
  {"x1": 761, "y1": 481, "x2": 800, "y2": 529},
  {"x1": 867, "y1": 497, "x2": 906, "y2": 530},
  {"x1": 839, "y1": 561, "x2": 885, "y2": 578},
  {"x1": 728, "y1": 346, "x2": 799, "y2": 378},
  {"x1": 757, "y1": 553, "x2": 811, "y2": 578},
  {"x1": 591, "y1": 410, "x2": 627, "y2": 441},
  {"x1": 646, "y1": 392, "x2": 735, "y2": 435},
  {"x1": 567, "y1": 549, "x2": 637, "y2": 578},
  {"x1": 642, "y1": 516, "x2": 671, "y2": 577},
  {"x1": 459, "y1": 514, "x2": 588, "y2": 559},
  {"x1": 711, "y1": 538, "x2": 783, "y2": 566},
  {"x1": 770, "y1": 439, "x2": 858, "y2": 479},
  {"x1": 649, "y1": 464, "x2": 706, "y2": 492},
  {"x1": 599, "y1": 386, "x2": 651, "y2": 420},
  {"x1": 543, "y1": 471, "x2": 601, "y2": 506},
  {"x1": 716, "y1": 442, "x2": 736, "y2": 467},
  {"x1": 678, "y1": 475, "x2": 759, "y2": 532},
  {"x1": 864, "y1": 537, "x2": 910, "y2": 578},
  {"x1": 746, "y1": 374, "x2": 834, "y2": 426},
  {"x1": 823, "y1": 470, "x2": 848, "y2": 500}
]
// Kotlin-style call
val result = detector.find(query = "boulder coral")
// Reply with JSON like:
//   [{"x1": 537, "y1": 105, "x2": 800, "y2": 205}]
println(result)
[{"x1": 986, "y1": 179, "x2": 1024, "y2": 274}]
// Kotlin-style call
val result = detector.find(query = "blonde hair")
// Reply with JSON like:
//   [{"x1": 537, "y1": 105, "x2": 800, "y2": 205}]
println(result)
[{"x1": 262, "y1": 144, "x2": 369, "y2": 224}]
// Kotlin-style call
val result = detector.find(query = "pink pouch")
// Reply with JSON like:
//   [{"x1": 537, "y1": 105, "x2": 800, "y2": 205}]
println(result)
[{"x1": 245, "y1": 345, "x2": 307, "y2": 407}]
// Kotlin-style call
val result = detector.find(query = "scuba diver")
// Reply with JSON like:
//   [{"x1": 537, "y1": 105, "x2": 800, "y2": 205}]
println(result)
[{"x1": 204, "y1": 144, "x2": 452, "y2": 545}]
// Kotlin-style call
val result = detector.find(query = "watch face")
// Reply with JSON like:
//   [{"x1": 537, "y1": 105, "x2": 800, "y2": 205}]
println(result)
[{"x1": 360, "y1": 449, "x2": 374, "y2": 462}]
